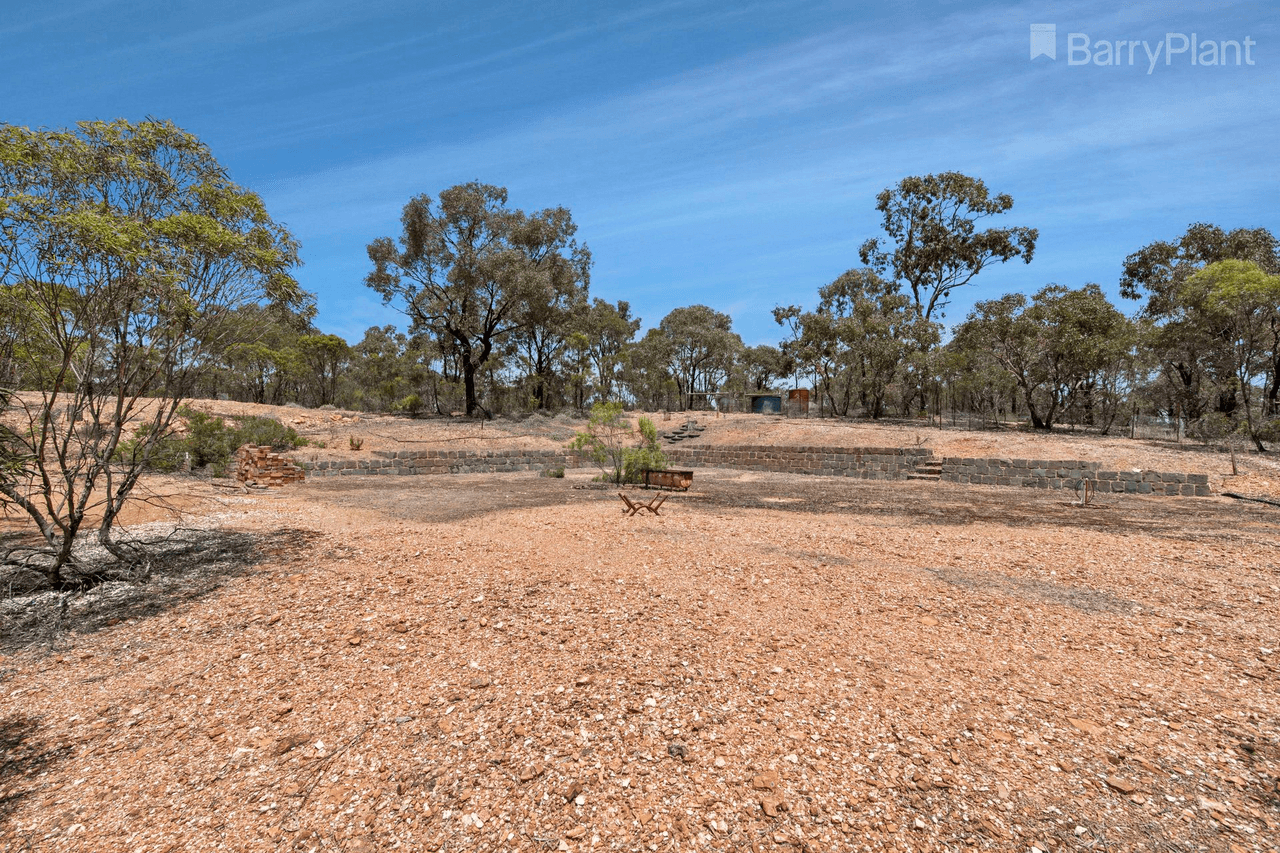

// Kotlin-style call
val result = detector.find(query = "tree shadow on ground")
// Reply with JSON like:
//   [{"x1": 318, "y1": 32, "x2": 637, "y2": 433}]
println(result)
[
  {"x1": 686, "y1": 474, "x2": 1276, "y2": 550},
  {"x1": 0, "y1": 712, "x2": 73, "y2": 830},
  {"x1": 0, "y1": 527, "x2": 321, "y2": 654},
  {"x1": 919, "y1": 565, "x2": 1142, "y2": 614}
]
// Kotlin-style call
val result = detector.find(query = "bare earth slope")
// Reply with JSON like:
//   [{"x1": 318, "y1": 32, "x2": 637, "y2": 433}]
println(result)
[
  {"x1": 183, "y1": 402, "x2": 1280, "y2": 497},
  {"x1": 1, "y1": 405, "x2": 1277, "y2": 852}
]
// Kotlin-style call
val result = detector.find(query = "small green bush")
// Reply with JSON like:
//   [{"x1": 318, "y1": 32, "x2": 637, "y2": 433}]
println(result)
[
  {"x1": 1255, "y1": 419, "x2": 1280, "y2": 444},
  {"x1": 234, "y1": 415, "x2": 309, "y2": 451},
  {"x1": 118, "y1": 408, "x2": 308, "y2": 476},
  {"x1": 184, "y1": 409, "x2": 239, "y2": 468},
  {"x1": 621, "y1": 416, "x2": 666, "y2": 483},
  {"x1": 540, "y1": 465, "x2": 566, "y2": 478},
  {"x1": 396, "y1": 393, "x2": 425, "y2": 416},
  {"x1": 568, "y1": 404, "x2": 665, "y2": 484},
  {"x1": 116, "y1": 422, "x2": 188, "y2": 473}
]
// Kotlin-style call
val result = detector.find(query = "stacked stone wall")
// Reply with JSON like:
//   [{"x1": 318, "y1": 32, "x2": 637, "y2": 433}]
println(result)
[
  {"x1": 939, "y1": 457, "x2": 1211, "y2": 496},
  {"x1": 290, "y1": 445, "x2": 1213, "y2": 497},
  {"x1": 664, "y1": 445, "x2": 932, "y2": 479},
  {"x1": 300, "y1": 448, "x2": 585, "y2": 477}
]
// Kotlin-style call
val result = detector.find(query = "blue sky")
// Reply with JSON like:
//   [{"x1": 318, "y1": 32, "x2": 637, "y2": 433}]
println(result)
[{"x1": 5, "y1": 0, "x2": 1276, "y2": 344}]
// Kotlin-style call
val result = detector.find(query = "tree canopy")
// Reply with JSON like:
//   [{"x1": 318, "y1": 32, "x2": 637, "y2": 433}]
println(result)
[
  {"x1": 365, "y1": 182, "x2": 591, "y2": 417},
  {"x1": 776, "y1": 269, "x2": 937, "y2": 417},
  {"x1": 0, "y1": 118, "x2": 304, "y2": 585},
  {"x1": 655, "y1": 305, "x2": 743, "y2": 411},
  {"x1": 859, "y1": 172, "x2": 1038, "y2": 321},
  {"x1": 952, "y1": 284, "x2": 1135, "y2": 431}
]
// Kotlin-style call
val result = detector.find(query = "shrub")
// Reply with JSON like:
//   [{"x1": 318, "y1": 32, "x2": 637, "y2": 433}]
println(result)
[
  {"x1": 116, "y1": 423, "x2": 187, "y2": 473},
  {"x1": 622, "y1": 417, "x2": 667, "y2": 483},
  {"x1": 540, "y1": 465, "x2": 566, "y2": 478},
  {"x1": 119, "y1": 408, "x2": 309, "y2": 476},
  {"x1": 184, "y1": 409, "x2": 239, "y2": 467},
  {"x1": 235, "y1": 415, "x2": 309, "y2": 451},
  {"x1": 568, "y1": 404, "x2": 666, "y2": 484},
  {"x1": 1255, "y1": 419, "x2": 1280, "y2": 444},
  {"x1": 396, "y1": 393, "x2": 425, "y2": 417}
]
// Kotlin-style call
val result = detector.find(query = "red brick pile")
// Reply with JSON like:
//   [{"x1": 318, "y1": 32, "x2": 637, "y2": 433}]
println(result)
[{"x1": 233, "y1": 444, "x2": 305, "y2": 487}]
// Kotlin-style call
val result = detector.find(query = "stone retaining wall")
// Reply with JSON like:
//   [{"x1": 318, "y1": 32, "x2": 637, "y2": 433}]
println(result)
[
  {"x1": 300, "y1": 449, "x2": 586, "y2": 477},
  {"x1": 939, "y1": 457, "x2": 1211, "y2": 496},
  {"x1": 293, "y1": 445, "x2": 1213, "y2": 497},
  {"x1": 664, "y1": 445, "x2": 933, "y2": 479}
]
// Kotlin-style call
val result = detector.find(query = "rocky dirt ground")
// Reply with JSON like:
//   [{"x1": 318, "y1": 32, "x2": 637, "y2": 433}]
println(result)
[{"x1": 1, "y1": 409, "x2": 1278, "y2": 853}]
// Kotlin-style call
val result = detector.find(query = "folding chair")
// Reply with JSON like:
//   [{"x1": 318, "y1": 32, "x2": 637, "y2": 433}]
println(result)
[{"x1": 618, "y1": 491, "x2": 667, "y2": 516}]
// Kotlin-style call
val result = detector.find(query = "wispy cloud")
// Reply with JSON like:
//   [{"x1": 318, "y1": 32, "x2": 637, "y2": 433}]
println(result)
[{"x1": 13, "y1": 0, "x2": 1271, "y2": 343}]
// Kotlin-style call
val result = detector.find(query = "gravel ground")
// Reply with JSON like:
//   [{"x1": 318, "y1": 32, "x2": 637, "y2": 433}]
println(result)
[{"x1": 1, "y1": 462, "x2": 1277, "y2": 853}]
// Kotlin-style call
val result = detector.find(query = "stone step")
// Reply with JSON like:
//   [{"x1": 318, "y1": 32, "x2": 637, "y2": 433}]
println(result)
[{"x1": 906, "y1": 473, "x2": 941, "y2": 481}]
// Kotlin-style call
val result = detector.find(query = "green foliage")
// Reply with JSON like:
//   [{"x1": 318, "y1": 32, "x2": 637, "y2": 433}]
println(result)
[
  {"x1": 115, "y1": 423, "x2": 186, "y2": 474},
  {"x1": 621, "y1": 417, "x2": 667, "y2": 484},
  {"x1": 1121, "y1": 225, "x2": 1280, "y2": 427},
  {"x1": 365, "y1": 182, "x2": 591, "y2": 416},
  {"x1": 775, "y1": 269, "x2": 939, "y2": 418},
  {"x1": 952, "y1": 284, "x2": 1135, "y2": 431},
  {"x1": 235, "y1": 415, "x2": 310, "y2": 451},
  {"x1": 568, "y1": 403, "x2": 666, "y2": 484},
  {"x1": 540, "y1": 465, "x2": 566, "y2": 478},
  {"x1": 395, "y1": 393, "x2": 425, "y2": 416},
  {"x1": 621, "y1": 328, "x2": 679, "y2": 411},
  {"x1": 1191, "y1": 411, "x2": 1237, "y2": 446},
  {"x1": 0, "y1": 119, "x2": 304, "y2": 585},
  {"x1": 739, "y1": 344, "x2": 792, "y2": 393},
  {"x1": 180, "y1": 410, "x2": 237, "y2": 470},
  {"x1": 340, "y1": 325, "x2": 440, "y2": 413},
  {"x1": 117, "y1": 408, "x2": 308, "y2": 476},
  {"x1": 654, "y1": 305, "x2": 743, "y2": 410},
  {"x1": 1254, "y1": 419, "x2": 1280, "y2": 444},
  {"x1": 1121, "y1": 223, "x2": 1279, "y2": 316},
  {"x1": 1178, "y1": 260, "x2": 1280, "y2": 449},
  {"x1": 569, "y1": 401, "x2": 630, "y2": 482},
  {"x1": 859, "y1": 172, "x2": 1038, "y2": 321},
  {"x1": 576, "y1": 298, "x2": 641, "y2": 403}
]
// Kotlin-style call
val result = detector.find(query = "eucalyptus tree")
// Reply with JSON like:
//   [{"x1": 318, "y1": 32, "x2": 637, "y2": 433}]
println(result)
[
  {"x1": 576, "y1": 298, "x2": 640, "y2": 403},
  {"x1": 0, "y1": 119, "x2": 303, "y2": 586},
  {"x1": 621, "y1": 329, "x2": 677, "y2": 411},
  {"x1": 513, "y1": 276, "x2": 587, "y2": 410},
  {"x1": 775, "y1": 269, "x2": 936, "y2": 417},
  {"x1": 953, "y1": 284, "x2": 1134, "y2": 431},
  {"x1": 739, "y1": 344, "x2": 791, "y2": 392},
  {"x1": 859, "y1": 172, "x2": 1038, "y2": 322},
  {"x1": 655, "y1": 305, "x2": 743, "y2": 411},
  {"x1": 297, "y1": 333, "x2": 350, "y2": 407},
  {"x1": 366, "y1": 183, "x2": 591, "y2": 417},
  {"x1": 1121, "y1": 223, "x2": 1280, "y2": 422},
  {"x1": 1177, "y1": 260, "x2": 1280, "y2": 450}
]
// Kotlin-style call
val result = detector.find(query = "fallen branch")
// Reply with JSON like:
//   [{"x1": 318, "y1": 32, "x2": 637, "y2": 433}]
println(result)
[
  {"x1": 293, "y1": 723, "x2": 372, "y2": 810},
  {"x1": 1222, "y1": 492, "x2": 1280, "y2": 508}
]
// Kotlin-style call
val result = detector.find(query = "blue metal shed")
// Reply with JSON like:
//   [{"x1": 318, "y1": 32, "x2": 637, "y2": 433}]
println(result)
[{"x1": 750, "y1": 395, "x2": 782, "y2": 414}]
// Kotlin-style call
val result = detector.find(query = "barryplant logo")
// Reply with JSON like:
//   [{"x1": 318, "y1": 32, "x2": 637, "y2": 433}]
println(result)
[
  {"x1": 1029, "y1": 23, "x2": 1257, "y2": 73},
  {"x1": 1030, "y1": 23, "x2": 1056, "y2": 60}
]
